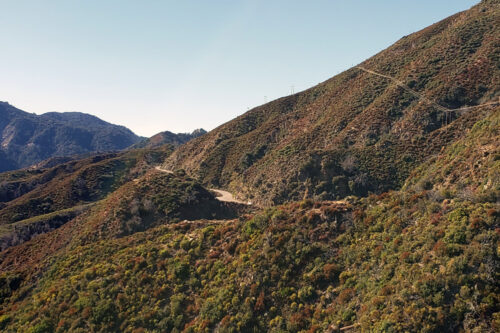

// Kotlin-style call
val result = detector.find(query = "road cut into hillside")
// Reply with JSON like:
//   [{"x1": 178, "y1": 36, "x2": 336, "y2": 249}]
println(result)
[{"x1": 155, "y1": 166, "x2": 251, "y2": 205}]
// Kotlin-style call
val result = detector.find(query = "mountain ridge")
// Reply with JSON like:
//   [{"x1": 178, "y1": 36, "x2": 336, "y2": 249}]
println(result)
[
  {"x1": 0, "y1": 102, "x2": 142, "y2": 172},
  {"x1": 131, "y1": 128, "x2": 207, "y2": 149},
  {"x1": 0, "y1": 102, "x2": 207, "y2": 173},
  {"x1": 163, "y1": 0, "x2": 499, "y2": 205}
]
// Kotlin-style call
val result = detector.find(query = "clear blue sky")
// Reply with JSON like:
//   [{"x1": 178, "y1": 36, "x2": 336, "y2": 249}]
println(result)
[{"x1": 0, "y1": 0, "x2": 479, "y2": 136}]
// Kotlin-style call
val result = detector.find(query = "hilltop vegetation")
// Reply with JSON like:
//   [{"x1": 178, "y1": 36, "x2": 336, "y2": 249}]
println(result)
[{"x1": 164, "y1": 0, "x2": 499, "y2": 205}]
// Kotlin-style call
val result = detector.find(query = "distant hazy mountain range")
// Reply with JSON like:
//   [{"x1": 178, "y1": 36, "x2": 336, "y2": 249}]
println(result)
[{"x1": 0, "y1": 102, "x2": 206, "y2": 172}]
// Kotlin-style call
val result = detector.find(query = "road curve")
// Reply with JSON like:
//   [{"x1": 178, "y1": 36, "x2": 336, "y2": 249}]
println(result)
[
  {"x1": 154, "y1": 166, "x2": 250, "y2": 205},
  {"x1": 210, "y1": 189, "x2": 249, "y2": 205},
  {"x1": 155, "y1": 166, "x2": 173, "y2": 174}
]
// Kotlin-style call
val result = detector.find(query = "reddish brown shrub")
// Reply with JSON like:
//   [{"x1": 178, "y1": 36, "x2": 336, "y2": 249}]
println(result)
[
  {"x1": 323, "y1": 263, "x2": 340, "y2": 281},
  {"x1": 254, "y1": 291, "x2": 265, "y2": 312},
  {"x1": 338, "y1": 288, "x2": 355, "y2": 304},
  {"x1": 487, "y1": 208, "x2": 498, "y2": 217}
]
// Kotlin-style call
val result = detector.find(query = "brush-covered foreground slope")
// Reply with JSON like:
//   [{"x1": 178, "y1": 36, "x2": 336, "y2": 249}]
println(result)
[
  {"x1": 0, "y1": 102, "x2": 142, "y2": 172},
  {"x1": 164, "y1": 0, "x2": 499, "y2": 205},
  {"x1": 0, "y1": 146, "x2": 172, "y2": 249},
  {"x1": 0, "y1": 168, "x2": 241, "y2": 286},
  {"x1": 0, "y1": 108, "x2": 497, "y2": 332}
]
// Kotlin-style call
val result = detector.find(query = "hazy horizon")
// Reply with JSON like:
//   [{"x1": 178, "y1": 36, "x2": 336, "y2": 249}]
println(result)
[{"x1": 0, "y1": 0, "x2": 479, "y2": 137}]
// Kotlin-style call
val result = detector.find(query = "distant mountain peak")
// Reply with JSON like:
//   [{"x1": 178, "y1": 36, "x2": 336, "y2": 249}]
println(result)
[
  {"x1": 131, "y1": 128, "x2": 207, "y2": 149},
  {"x1": 191, "y1": 128, "x2": 207, "y2": 136},
  {"x1": 0, "y1": 103, "x2": 142, "y2": 172}
]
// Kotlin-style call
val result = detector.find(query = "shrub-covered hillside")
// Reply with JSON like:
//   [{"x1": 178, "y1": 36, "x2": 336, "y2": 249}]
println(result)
[
  {"x1": 0, "y1": 107, "x2": 497, "y2": 332},
  {"x1": 164, "y1": 0, "x2": 499, "y2": 205},
  {"x1": 0, "y1": 2, "x2": 498, "y2": 332},
  {"x1": 0, "y1": 146, "x2": 173, "y2": 249},
  {"x1": 0, "y1": 167, "x2": 243, "y2": 283}
]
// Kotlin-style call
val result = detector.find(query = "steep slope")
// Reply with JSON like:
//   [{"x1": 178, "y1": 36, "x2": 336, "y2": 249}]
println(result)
[
  {"x1": 131, "y1": 128, "x2": 207, "y2": 149},
  {"x1": 0, "y1": 107, "x2": 497, "y2": 332},
  {"x1": 164, "y1": 0, "x2": 499, "y2": 205},
  {"x1": 0, "y1": 102, "x2": 142, "y2": 172}
]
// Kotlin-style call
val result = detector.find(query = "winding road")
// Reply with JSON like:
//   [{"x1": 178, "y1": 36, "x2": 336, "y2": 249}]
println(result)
[
  {"x1": 154, "y1": 69, "x2": 498, "y2": 207},
  {"x1": 154, "y1": 166, "x2": 250, "y2": 205},
  {"x1": 209, "y1": 189, "x2": 249, "y2": 205},
  {"x1": 356, "y1": 66, "x2": 499, "y2": 114},
  {"x1": 154, "y1": 165, "x2": 173, "y2": 174}
]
